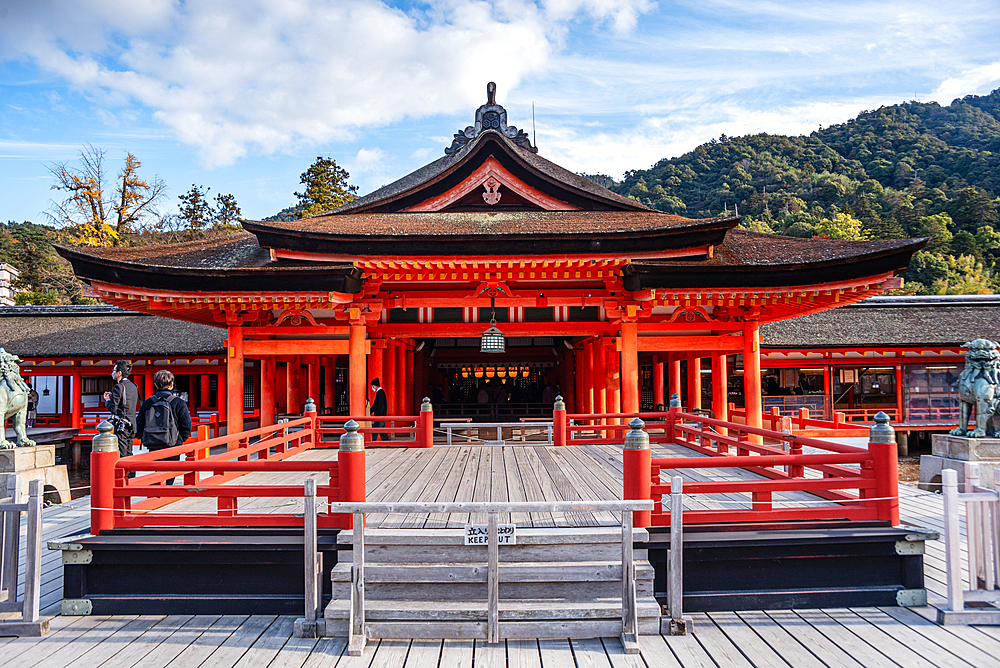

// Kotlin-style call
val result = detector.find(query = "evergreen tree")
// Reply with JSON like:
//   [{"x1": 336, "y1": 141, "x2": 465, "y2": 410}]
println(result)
[{"x1": 294, "y1": 157, "x2": 358, "y2": 218}]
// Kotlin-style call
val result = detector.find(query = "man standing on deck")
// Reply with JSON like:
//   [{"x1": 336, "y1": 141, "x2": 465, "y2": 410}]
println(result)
[
  {"x1": 103, "y1": 360, "x2": 140, "y2": 458},
  {"x1": 370, "y1": 378, "x2": 389, "y2": 441}
]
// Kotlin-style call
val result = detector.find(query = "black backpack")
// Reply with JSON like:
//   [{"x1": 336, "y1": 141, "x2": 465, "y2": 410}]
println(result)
[{"x1": 143, "y1": 395, "x2": 179, "y2": 449}]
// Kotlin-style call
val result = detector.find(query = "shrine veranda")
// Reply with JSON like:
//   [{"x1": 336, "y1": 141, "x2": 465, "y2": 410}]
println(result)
[{"x1": 7, "y1": 87, "x2": 948, "y2": 626}]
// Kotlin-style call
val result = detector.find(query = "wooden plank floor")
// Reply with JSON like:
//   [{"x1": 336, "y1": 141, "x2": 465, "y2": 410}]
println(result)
[
  {"x1": 5, "y1": 444, "x2": 998, "y2": 667},
  {"x1": 138, "y1": 442, "x2": 839, "y2": 528}
]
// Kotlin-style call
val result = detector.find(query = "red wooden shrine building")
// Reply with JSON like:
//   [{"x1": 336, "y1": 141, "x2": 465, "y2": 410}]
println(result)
[{"x1": 57, "y1": 85, "x2": 925, "y2": 435}]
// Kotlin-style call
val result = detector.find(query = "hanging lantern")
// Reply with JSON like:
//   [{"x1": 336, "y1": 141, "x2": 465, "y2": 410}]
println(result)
[
  {"x1": 462, "y1": 367, "x2": 469, "y2": 379},
  {"x1": 485, "y1": 366, "x2": 495, "y2": 378},
  {"x1": 474, "y1": 367, "x2": 484, "y2": 378},
  {"x1": 522, "y1": 366, "x2": 529, "y2": 378},
  {"x1": 480, "y1": 296, "x2": 506, "y2": 354},
  {"x1": 497, "y1": 367, "x2": 507, "y2": 378}
]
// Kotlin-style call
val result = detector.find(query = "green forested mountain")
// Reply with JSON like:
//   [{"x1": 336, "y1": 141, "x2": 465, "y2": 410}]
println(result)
[{"x1": 615, "y1": 89, "x2": 1000, "y2": 294}]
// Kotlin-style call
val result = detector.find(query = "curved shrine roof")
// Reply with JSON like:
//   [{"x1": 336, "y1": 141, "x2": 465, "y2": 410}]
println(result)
[
  {"x1": 54, "y1": 84, "x2": 925, "y2": 296},
  {"x1": 624, "y1": 230, "x2": 925, "y2": 290}
]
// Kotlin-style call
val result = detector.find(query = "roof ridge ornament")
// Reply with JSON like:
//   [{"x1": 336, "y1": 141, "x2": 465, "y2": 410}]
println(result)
[{"x1": 445, "y1": 82, "x2": 538, "y2": 155}]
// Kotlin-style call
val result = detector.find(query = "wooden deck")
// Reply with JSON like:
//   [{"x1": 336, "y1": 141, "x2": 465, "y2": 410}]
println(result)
[{"x1": 4, "y1": 443, "x2": 999, "y2": 667}]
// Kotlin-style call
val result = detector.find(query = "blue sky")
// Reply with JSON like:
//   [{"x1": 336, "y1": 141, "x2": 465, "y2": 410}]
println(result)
[{"x1": 2, "y1": 0, "x2": 1000, "y2": 224}]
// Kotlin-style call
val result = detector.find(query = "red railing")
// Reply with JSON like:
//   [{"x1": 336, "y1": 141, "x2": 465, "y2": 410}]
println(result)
[
  {"x1": 622, "y1": 409, "x2": 898, "y2": 527},
  {"x1": 90, "y1": 406, "x2": 366, "y2": 534},
  {"x1": 315, "y1": 406, "x2": 433, "y2": 448},
  {"x1": 75, "y1": 410, "x2": 260, "y2": 449}
]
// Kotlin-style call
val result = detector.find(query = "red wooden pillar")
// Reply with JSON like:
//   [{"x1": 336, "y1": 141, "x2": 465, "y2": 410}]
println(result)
[
  {"x1": 261, "y1": 356, "x2": 276, "y2": 427},
  {"x1": 349, "y1": 323, "x2": 366, "y2": 416},
  {"x1": 895, "y1": 364, "x2": 904, "y2": 421},
  {"x1": 607, "y1": 343, "x2": 622, "y2": 422},
  {"x1": 669, "y1": 355, "x2": 682, "y2": 405},
  {"x1": 405, "y1": 348, "x2": 414, "y2": 416},
  {"x1": 653, "y1": 355, "x2": 665, "y2": 410},
  {"x1": 743, "y1": 321, "x2": 763, "y2": 435},
  {"x1": 323, "y1": 356, "x2": 336, "y2": 413},
  {"x1": 581, "y1": 340, "x2": 594, "y2": 420},
  {"x1": 395, "y1": 343, "x2": 406, "y2": 417},
  {"x1": 592, "y1": 337, "x2": 607, "y2": 429},
  {"x1": 217, "y1": 369, "x2": 226, "y2": 415},
  {"x1": 823, "y1": 366, "x2": 831, "y2": 418},
  {"x1": 413, "y1": 350, "x2": 425, "y2": 409},
  {"x1": 688, "y1": 356, "x2": 702, "y2": 411},
  {"x1": 308, "y1": 356, "x2": 320, "y2": 406},
  {"x1": 61, "y1": 374, "x2": 71, "y2": 426},
  {"x1": 384, "y1": 340, "x2": 397, "y2": 415},
  {"x1": 287, "y1": 356, "x2": 301, "y2": 414},
  {"x1": 226, "y1": 326, "x2": 244, "y2": 434},
  {"x1": 712, "y1": 353, "x2": 728, "y2": 436},
  {"x1": 620, "y1": 322, "x2": 638, "y2": 415},
  {"x1": 71, "y1": 369, "x2": 82, "y2": 430}
]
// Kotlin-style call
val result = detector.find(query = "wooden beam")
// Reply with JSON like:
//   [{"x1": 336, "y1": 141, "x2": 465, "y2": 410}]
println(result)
[
  {"x1": 637, "y1": 336, "x2": 743, "y2": 352},
  {"x1": 243, "y1": 340, "x2": 350, "y2": 356}
]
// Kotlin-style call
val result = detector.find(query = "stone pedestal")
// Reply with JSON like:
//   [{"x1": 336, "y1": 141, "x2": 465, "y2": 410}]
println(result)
[
  {"x1": 920, "y1": 434, "x2": 1000, "y2": 491},
  {"x1": 0, "y1": 444, "x2": 71, "y2": 503}
]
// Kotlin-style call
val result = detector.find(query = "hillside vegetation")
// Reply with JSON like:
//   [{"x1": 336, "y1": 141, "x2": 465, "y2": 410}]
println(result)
[{"x1": 615, "y1": 89, "x2": 1000, "y2": 294}]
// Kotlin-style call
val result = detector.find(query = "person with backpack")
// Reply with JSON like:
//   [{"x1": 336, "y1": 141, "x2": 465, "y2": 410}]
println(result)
[
  {"x1": 103, "y1": 360, "x2": 140, "y2": 458},
  {"x1": 136, "y1": 370, "x2": 192, "y2": 485}
]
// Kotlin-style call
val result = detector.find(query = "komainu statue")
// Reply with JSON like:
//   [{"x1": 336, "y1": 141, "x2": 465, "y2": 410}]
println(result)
[
  {"x1": 0, "y1": 348, "x2": 36, "y2": 449},
  {"x1": 950, "y1": 339, "x2": 1000, "y2": 439}
]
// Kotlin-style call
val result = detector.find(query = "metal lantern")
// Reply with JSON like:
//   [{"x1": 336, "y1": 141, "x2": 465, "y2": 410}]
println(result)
[
  {"x1": 480, "y1": 297, "x2": 506, "y2": 354},
  {"x1": 480, "y1": 324, "x2": 506, "y2": 353}
]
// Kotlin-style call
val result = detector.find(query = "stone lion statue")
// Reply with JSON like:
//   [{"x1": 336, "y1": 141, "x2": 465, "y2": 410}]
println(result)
[
  {"x1": 950, "y1": 338, "x2": 1000, "y2": 439},
  {"x1": 0, "y1": 348, "x2": 35, "y2": 449}
]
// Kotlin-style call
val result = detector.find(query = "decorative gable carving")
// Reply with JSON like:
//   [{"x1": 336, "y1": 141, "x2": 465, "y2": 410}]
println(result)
[{"x1": 403, "y1": 157, "x2": 579, "y2": 212}]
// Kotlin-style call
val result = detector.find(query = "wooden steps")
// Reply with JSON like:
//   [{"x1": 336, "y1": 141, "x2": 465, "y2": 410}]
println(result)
[{"x1": 322, "y1": 526, "x2": 661, "y2": 640}]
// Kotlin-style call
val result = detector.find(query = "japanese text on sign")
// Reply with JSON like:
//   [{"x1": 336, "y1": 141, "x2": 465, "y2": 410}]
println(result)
[{"x1": 464, "y1": 523, "x2": 516, "y2": 545}]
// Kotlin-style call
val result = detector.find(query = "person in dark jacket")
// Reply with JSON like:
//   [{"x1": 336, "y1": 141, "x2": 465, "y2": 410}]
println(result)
[
  {"x1": 103, "y1": 359, "x2": 140, "y2": 458},
  {"x1": 370, "y1": 378, "x2": 389, "y2": 441},
  {"x1": 136, "y1": 370, "x2": 192, "y2": 485}
]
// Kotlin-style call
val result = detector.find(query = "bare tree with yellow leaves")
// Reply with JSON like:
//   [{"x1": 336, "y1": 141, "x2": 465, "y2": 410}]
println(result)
[{"x1": 47, "y1": 145, "x2": 166, "y2": 246}]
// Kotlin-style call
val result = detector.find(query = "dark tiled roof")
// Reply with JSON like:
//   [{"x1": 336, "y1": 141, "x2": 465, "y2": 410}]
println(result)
[
  {"x1": 246, "y1": 210, "x2": 721, "y2": 237},
  {"x1": 0, "y1": 307, "x2": 225, "y2": 358},
  {"x1": 328, "y1": 130, "x2": 645, "y2": 214},
  {"x1": 56, "y1": 232, "x2": 271, "y2": 269},
  {"x1": 761, "y1": 296, "x2": 1000, "y2": 348},
  {"x1": 638, "y1": 229, "x2": 926, "y2": 268},
  {"x1": 55, "y1": 235, "x2": 363, "y2": 293}
]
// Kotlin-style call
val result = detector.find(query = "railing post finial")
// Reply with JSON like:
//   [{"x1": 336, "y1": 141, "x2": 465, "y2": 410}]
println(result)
[
  {"x1": 92, "y1": 420, "x2": 118, "y2": 453},
  {"x1": 669, "y1": 393, "x2": 681, "y2": 408},
  {"x1": 421, "y1": 396, "x2": 432, "y2": 412},
  {"x1": 624, "y1": 417, "x2": 648, "y2": 449},
  {"x1": 304, "y1": 397, "x2": 317, "y2": 414},
  {"x1": 869, "y1": 411, "x2": 895, "y2": 443},
  {"x1": 340, "y1": 419, "x2": 365, "y2": 453},
  {"x1": 553, "y1": 394, "x2": 565, "y2": 411}
]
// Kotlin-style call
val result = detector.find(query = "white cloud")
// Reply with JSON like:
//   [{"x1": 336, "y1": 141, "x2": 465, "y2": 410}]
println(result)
[
  {"x1": 931, "y1": 62, "x2": 1000, "y2": 105},
  {"x1": 0, "y1": 0, "x2": 659, "y2": 168}
]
